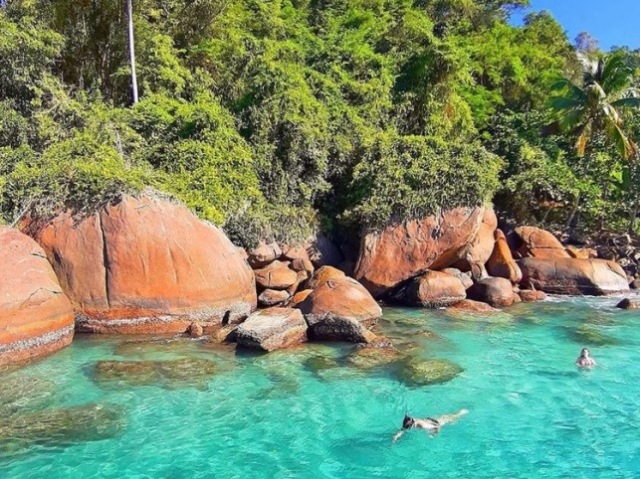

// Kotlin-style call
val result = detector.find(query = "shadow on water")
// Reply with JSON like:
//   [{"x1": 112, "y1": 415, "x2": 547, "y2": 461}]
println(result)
[
  {"x1": 248, "y1": 371, "x2": 301, "y2": 400},
  {"x1": 560, "y1": 325, "x2": 621, "y2": 347},
  {"x1": 533, "y1": 369, "x2": 581, "y2": 380}
]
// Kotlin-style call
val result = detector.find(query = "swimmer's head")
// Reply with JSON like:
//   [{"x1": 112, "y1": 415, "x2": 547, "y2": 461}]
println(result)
[
  {"x1": 402, "y1": 415, "x2": 415, "y2": 429},
  {"x1": 581, "y1": 348, "x2": 590, "y2": 357}
]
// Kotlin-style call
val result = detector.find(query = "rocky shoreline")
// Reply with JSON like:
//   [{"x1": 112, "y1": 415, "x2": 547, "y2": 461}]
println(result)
[{"x1": 0, "y1": 195, "x2": 634, "y2": 366}]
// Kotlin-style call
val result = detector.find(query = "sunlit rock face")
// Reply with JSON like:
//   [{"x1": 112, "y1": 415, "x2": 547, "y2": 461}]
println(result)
[
  {"x1": 24, "y1": 195, "x2": 256, "y2": 334},
  {"x1": 0, "y1": 227, "x2": 74, "y2": 366},
  {"x1": 518, "y1": 257, "x2": 629, "y2": 296},
  {"x1": 354, "y1": 207, "x2": 488, "y2": 298}
]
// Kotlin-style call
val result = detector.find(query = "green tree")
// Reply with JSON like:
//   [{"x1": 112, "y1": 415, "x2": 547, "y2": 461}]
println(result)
[{"x1": 550, "y1": 51, "x2": 640, "y2": 159}]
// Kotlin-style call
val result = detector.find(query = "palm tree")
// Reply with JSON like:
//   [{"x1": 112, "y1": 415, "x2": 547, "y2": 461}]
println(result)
[{"x1": 550, "y1": 51, "x2": 640, "y2": 159}]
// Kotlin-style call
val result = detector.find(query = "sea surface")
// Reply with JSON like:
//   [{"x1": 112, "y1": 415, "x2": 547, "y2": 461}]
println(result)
[{"x1": 1, "y1": 297, "x2": 639, "y2": 479}]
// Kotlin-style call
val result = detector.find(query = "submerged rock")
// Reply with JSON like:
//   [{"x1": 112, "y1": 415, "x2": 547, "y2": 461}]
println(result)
[
  {"x1": 347, "y1": 339, "x2": 402, "y2": 369},
  {"x1": 0, "y1": 376, "x2": 57, "y2": 415},
  {"x1": 565, "y1": 326, "x2": 619, "y2": 346},
  {"x1": 93, "y1": 358, "x2": 217, "y2": 390},
  {"x1": 347, "y1": 347, "x2": 402, "y2": 369},
  {"x1": 0, "y1": 403, "x2": 126, "y2": 452},
  {"x1": 235, "y1": 308, "x2": 308, "y2": 352},
  {"x1": 304, "y1": 355, "x2": 341, "y2": 374},
  {"x1": 397, "y1": 358, "x2": 463, "y2": 387}
]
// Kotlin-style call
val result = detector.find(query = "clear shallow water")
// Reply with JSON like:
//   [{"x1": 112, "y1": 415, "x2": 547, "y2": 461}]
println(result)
[{"x1": 1, "y1": 298, "x2": 640, "y2": 479}]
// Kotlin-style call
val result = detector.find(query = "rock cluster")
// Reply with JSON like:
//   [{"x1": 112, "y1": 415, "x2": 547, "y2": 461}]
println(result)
[
  {"x1": 248, "y1": 243, "x2": 313, "y2": 308},
  {"x1": 1, "y1": 199, "x2": 634, "y2": 365},
  {"x1": 354, "y1": 217, "x2": 630, "y2": 310},
  {"x1": 236, "y1": 265, "x2": 383, "y2": 351}
]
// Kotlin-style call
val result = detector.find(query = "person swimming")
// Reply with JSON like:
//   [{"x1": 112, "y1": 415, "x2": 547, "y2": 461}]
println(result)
[
  {"x1": 392, "y1": 409, "x2": 469, "y2": 443},
  {"x1": 576, "y1": 348, "x2": 596, "y2": 368}
]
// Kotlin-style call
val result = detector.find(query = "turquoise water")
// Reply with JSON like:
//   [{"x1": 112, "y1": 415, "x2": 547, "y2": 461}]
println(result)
[{"x1": 1, "y1": 297, "x2": 640, "y2": 479}]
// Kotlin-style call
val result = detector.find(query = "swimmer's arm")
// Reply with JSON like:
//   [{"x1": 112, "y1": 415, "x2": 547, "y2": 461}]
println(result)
[{"x1": 392, "y1": 430, "x2": 404, "y2": 443}]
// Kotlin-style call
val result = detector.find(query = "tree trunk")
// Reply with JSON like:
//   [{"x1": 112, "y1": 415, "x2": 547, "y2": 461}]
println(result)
[
  {"x1": 126, "y1": 0, "x2": 138, "y2": 104},
  {"x1": 566, "y1": 192, "x2": 580, "y2": 232},
  {"x1": 628, "y1": 153, "x2": 640, "y2": 233},
  {"x1": 629, "y1": 204, "x2": 638, "y2": 233}
]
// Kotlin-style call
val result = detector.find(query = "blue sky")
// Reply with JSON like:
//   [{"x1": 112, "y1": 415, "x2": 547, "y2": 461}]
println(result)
[{"x1": 511, "y1": 0, "x2": 640, "y2": 50}]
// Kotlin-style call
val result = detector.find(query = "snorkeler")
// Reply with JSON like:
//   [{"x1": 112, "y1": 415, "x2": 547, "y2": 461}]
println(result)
[
  {"x1": 575, "y1": 348, "x2": 596, "y2": 368},
  {"x1": 392, "y1": 409, "x2": 469, "y2": 443}
]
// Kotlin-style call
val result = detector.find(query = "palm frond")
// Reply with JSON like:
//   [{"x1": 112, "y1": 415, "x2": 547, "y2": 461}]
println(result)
[
  {"x1": 605, "y1": 115, "x2": 633, "y2": 159},
  {"x1": 549, "y1": 97, "x2": 583, "y2": 110},
  {"x1": 558, "y1": 108, "x2": 585, "y2": 132},
  {"x1": 611, "y1": 97, "x2": 640, "y2": 109},
  {"x1": 601, "y1": 52, "x2": 633, "y2": 94},
  {"x1": 602, "y1": 103, "x2": 622, "y2": 126}
]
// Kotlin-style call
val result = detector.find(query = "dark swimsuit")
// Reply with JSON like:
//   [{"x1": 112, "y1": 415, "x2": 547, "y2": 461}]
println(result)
[{"x1": 425, "y1": 417, "x2": 440, "y2": 426}]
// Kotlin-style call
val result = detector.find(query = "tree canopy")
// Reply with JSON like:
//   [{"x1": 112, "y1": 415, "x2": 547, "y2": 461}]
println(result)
[{"x1": 0, "y1": 0, "x2": 639, "y2": 245}]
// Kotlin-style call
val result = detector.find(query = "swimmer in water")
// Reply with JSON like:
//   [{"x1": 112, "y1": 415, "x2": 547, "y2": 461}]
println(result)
[
  {"x1": 575, "y1": 348, "x2": 596, "y2": 368},
  {"x1": 392, "y1": 409, "x2": 469, "y2": 443}
]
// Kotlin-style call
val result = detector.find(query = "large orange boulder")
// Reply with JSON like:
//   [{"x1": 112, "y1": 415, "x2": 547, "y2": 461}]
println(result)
[
  {"x1": 391, "y1": 270, "x2": 466, "y2": 308},
  {"x1": 0, "y1": 228, "x2": 74, "y2": 365},
  {"x1": 487, "y1": 230, "x2": 522, "y2": 283},
  {"x1": 295, "y1": 275, "x2": 382, "y2": 343},
  {"x1": 354, "y1": 207, "x2": 487, "y2": 298},
  {"x1": 513, "y1": 226, "x2": 570, "y2": 259},
  {"x1": 25, "y1": 196, "x2": 257, "y2": 334},
  {"x1": 518, "y1": 257, "x2": 629, "y2": 296},
  {"x1": 453, "y1": 209, "x2": 497, "y2": 275}
]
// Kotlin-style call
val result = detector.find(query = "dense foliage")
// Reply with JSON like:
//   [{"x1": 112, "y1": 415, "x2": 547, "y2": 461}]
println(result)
[{"x1": 0, "y1": 0, "x2": 639, "y2": 246}]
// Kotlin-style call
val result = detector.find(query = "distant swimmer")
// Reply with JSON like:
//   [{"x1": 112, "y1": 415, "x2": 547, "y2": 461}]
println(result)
[
  {"x1": 576, "y1": 348, "x2": 596, "y2": 368},
  {"x1": 392, "y1": 409, "x2": 469, "y2": 443}
]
